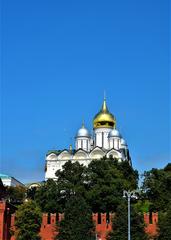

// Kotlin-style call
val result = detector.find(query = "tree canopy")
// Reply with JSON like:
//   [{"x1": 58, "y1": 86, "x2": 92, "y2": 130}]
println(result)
[
  {"x1": 142, "y1": 163, "x2": 171, "y2": 211},
  {"x1": 107, "y1": 201, "x2": 148, "y2": 240},
  {"x1": 5, "y1": 185, "x2": 26, "y2": 205},
  {"x1": 18, "y1": 159, "x2": 171, "y2": 240},
  {"x1": 158, "y1": 204, "x2": 171, "y2": 240},
  {"x1": 34, "y1": 158, "x2": 138, "y2": 213},
  {"x1": 86, "y1": 158, "x2": 138, "y2": 212},
  {"x1": 14, "y1": 200, "x2": 42, "y2": 240},
  {"x1": 56, "y1": 195, "x2": 95, "y2": 240},
  {"x1": 35, "y1": 179, "x2": 62, "y2": 213}
]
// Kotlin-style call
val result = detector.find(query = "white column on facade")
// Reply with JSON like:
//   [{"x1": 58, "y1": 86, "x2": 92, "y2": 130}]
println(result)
[
  {"x1": 76, "y1": 137, "x2": 90, "y2": 151},
  {"x1": 94, "y1": 128, "x2": 112, "y2": 150}
]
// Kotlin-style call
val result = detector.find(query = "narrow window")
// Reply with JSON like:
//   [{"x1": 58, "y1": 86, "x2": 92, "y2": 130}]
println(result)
[
  {"x1": 106, "y1": 212, "x2": 110, "y2": 224},
  {"x1": 98, "y1": 213, "x2": 101, "y2": 224},
  {"x1": 47, "y1": 213, "x2": 51, "y2": 224},
  {"x1": 102, "y1": 132, "x2": 104, "y2": 148},
  {"x1": 149, "y1": 212, "x2": 152, "y2": 224},
  {"x1": 56, "y1": 213, "x2": 59, "y2": 224}
]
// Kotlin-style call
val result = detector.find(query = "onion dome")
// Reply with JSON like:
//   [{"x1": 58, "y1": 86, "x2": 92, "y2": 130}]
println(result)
[
  {"x1": 76, "y1": 122, "x2": 90, "y2": 138},
  {"x1": 93, "y1": 98, "x2": 116, "y2": 129},
  {"x1": 108, "y1": 129, "x2": 121, "y2": 138},
  {"x1": 120, "y1": 138, "x2": 128, "y2": 147}
]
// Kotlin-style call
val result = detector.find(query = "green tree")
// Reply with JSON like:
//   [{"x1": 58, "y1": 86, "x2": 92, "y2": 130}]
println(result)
[
  {"x1": 86, "y1": 158, "x2": 138, "y2": 212},
  {"x1": 107, "y1": 201, "x2": 148, "y2": 240},
  {"x1": 157, "y1": 204, "x2": 171, "y2": 240},
  {"x1": 27, "y1": 186, "x2": 38, "y2": 200},
  {"x1": 35, "y1": 179, "x2": 62, "y2": 213},
  {"x1": 142, "y1": 163, "x2": 171, "y2": 211},
  {"x1": 35, "y1": 159, "x2": 139, "y2": 214},
  {"x1": 14, "y1": 200, "x2": 42, "y2": 240},
  {"x1": 57, "y1": 195, "x2": 95, "y2": 240},
  {"x1": 34, "y1": 162, "x2": 87, "y2": 213},
  {"x1": 5, "y1": 185, "x2": 26, "y2": 204},
  {"x1": 55, "y1": 161, "x2": 88, "y2": 209}
]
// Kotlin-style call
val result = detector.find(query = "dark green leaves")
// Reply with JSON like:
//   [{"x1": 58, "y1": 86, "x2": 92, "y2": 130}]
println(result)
[
  {"x1": 15, "y1": 200, "x2": 42, "y2": 240},
  {"x1": 57, "y1": 195, "x2": 95, "y2": 240}
]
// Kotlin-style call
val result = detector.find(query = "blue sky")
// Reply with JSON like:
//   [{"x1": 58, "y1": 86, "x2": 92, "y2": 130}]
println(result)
[{"x1": 1, "y1": 0, "x2": 170, "y2": 183}]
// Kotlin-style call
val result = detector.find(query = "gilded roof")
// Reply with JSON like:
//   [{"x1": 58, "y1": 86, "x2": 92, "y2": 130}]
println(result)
[{"x1": 93, "y1": 99, "x2": 116, "y2": 129}]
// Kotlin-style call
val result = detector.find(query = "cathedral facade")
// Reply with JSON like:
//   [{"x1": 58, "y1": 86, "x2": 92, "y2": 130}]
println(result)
[{"x1": 45, "y1": 98, "x2": 131, "y2": 180}]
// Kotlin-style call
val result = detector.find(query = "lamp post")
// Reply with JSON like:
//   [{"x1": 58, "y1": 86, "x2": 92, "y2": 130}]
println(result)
[{"x1": 123, "y1": 190, "x2": 137, "y2": 240}]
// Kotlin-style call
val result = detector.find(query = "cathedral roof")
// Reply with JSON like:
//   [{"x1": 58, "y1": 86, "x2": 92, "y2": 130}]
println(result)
[
  {"x1": 46, "y1": 150, "x2": 62, "y2": 156},
  {"x1": 120, "y1": 138, "x2": 128, "y2": 146},
  {"x1": 76, "y1": 123, "x2": 90, "y2": 138},
  {"x1": 108, "y1": 129, "x2": 121, "y2": 138},
  {"x1": 93, "y1": 98, "x2": 116, "y2": 129}
]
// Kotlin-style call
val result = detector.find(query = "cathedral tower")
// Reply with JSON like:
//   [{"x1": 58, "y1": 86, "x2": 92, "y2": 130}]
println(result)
[
  {"x1": 75, "y1": 122, "x2": 91, "y2": 151},
  {"x1": 93, "y1": 98, "x2": 116, "y2": 149}
]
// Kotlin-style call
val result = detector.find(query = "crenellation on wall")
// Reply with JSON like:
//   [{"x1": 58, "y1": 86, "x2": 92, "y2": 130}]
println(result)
[
  {"x1": 0, "y1": 201, "x2": 158, "y2": 240},
  {"x1": 144, "y1": 212, "x2": 158, "y2": 237}
]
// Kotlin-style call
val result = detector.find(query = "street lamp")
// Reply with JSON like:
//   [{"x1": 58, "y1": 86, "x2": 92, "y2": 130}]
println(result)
[{"x1": 123, "y1": 190, "x2": 137, "y2": 240}]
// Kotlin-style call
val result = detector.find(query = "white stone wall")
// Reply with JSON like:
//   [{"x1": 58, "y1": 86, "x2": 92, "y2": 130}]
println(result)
[
  {"x1": 45, "y1": 145, "x2": 127, "y2": 180},
  {"x1": 45, "y1": 158, "x2": 92, "y2": 181}
]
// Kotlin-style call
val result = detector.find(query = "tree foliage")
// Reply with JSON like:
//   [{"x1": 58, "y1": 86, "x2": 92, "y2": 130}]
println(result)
[
  {"x1": 5, "y1": 186, "x2": 26, "y2": 205},
  {"x1": 86, "y1": 158, "x2": 138, "y2": 212},
  {"x1": 157, "y1": 204, "x2": 171, "y2": 240},
  {"x1": 57, "y1": 195, "x2": 95, "y2": 240},
  {"x1": 55, "y1": 161, "x2": 88, "y2": 208},
  {"x1": 35, "y1": 159, "x2": 138, "y2": 214},
  {"x1": 142, "y1": 163, "x2": 171, "y2": 211},
  {"x1": 26, "y1": 186, "x2": 38, "y2": 200},
  {"x1": 35, "y1": 179, "x2": 62, "y2": 213},
  {"x1": 107, "y1": 201, "x2": 148, "y2": 240},
  {"x1": 9, "y1": 159, "x2": 171, "y2": 239},
  {"x1": 14, "y1": 200, "x2": 42, "y2": 240}
]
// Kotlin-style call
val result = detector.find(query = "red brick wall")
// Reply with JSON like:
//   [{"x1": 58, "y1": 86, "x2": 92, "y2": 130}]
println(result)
[
  {"x1": 0, "y1": 202, "x2": 6, "y2": 240},
  {"x1": 0, "y1": 201, "x2": 16, "y2": 240},
  {"x1": 0, "y1": 201, "x2": 158, "y2": 240},
  {"x1": 93, "y1": 213, "x2": 114, "y2": 240},
  {"x1": 144, "y1": 212, "x2": 158, "y2": 237}
]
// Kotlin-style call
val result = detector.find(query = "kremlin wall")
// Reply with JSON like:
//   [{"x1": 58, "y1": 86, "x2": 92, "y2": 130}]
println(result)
[{"x1": 0, "y1": 201, "x2": 158, "y2": 240}]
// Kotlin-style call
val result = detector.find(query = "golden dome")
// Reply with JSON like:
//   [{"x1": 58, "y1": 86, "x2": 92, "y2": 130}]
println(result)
[{"x1": 93, "y1": 98, "x2": 116, "y2": 129}]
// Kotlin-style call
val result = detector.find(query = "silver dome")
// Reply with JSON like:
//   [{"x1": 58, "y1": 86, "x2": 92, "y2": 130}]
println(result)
[
  {"x1": 120, "y1": 138, "x2": 127, "y2": 146},
  {"x1": 108, "y1": 129, "x2": 121, "y2": 138},
  {"x1": 76, "y1": 125, "x2": 90, "y2": 138}
]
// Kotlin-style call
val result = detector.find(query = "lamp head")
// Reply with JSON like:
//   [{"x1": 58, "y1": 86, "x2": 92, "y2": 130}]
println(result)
[
  {"x1": 123, "y1": 190, "x2": 127, "y2": 198},
  {"x1": 131, "y1": 191, "x2": 138, "y2": 199}
]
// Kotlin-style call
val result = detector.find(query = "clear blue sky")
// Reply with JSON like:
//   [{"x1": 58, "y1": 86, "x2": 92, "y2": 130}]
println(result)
[{"x1": 0, "y1": 0, "x2": 170, "y2": 183}]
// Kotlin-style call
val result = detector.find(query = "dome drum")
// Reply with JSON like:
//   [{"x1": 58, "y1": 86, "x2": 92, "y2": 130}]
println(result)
[{"x1": 94, "y1": 120, "x2": 115, "y2": 129}]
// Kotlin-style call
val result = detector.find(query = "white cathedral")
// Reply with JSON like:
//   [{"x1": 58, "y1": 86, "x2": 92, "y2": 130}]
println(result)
[{"x1": 45, "y1": 98, "x2": 131, "y2": 180}]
